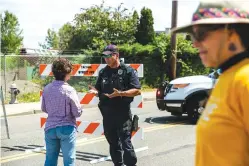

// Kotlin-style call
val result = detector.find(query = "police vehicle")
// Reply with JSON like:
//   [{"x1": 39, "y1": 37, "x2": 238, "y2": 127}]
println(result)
[{"x1": 156, "y1": 70, "x2": 220, "y2": 123}]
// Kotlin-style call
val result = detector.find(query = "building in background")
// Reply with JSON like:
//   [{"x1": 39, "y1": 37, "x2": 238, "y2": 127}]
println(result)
[{"x1": 155, "y1": 28, "x2": 171, "y2": 35}]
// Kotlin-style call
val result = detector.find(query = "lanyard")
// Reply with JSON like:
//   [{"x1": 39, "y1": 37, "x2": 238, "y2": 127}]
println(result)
[{"x1": 218, "y1": 51, "x2": 248, "y2": 73}]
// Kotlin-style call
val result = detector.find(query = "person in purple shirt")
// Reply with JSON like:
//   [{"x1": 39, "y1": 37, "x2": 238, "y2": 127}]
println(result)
[{"x1": 41, "y1": 58, "x2": 83, "y2": 166}]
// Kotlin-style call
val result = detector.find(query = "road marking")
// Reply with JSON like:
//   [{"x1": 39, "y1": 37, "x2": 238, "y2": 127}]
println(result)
[
  {"x1": 144, "y1": 121, "x2": 186, "y2": 132},
  {"x1": 25, "y1": 137, "x2": 89, "y2": 153},
  {"x1": 1, "y1": 152, "x2": 45, "y2": 163},
  {"x1": 90, "y1": 146, "x2": 149, "y2": 164},
  {"x1": 1, "y1": 137, "x2": 90, "y2": 161},
  {"x1": 0, "y1": 121, "x2": 186, "y2": 163}
]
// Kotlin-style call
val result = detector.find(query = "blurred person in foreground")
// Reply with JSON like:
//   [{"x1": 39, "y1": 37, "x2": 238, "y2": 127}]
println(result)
[
  {"x1": 172, "y1": 1, "x2": 249, "y2": 166},
  {"x1": 89, "y1": 44, "x2": 141, "y2": 166},
  {"x1": 41, "y1": 58, "x2": 83, "y2": 166}
]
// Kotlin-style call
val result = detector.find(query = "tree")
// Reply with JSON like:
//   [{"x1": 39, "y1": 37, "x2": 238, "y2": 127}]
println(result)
[
  {"x1": 132, "y1": 10, "x2": 139, "y2": 37},
  {"x1": 39, "y1": 28, "x2": 59, "y2": 49},
  {"x1": 135, "y1": 7, "x2": 155, "y2": 45},
  {"x1": 58, "y1": 23, "x2": 74, "y2": 50},
  {"x1": 58, "y1": 1, "x2": 137, "y2": 50},
  {"x1": 1, "y1": 11, "x2": 23, "y2": 54}
]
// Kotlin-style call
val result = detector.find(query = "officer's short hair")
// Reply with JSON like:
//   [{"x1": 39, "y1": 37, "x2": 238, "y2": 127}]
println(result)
[{"x1": 52, "y1": 58, "x2": 73, "y2": 81}]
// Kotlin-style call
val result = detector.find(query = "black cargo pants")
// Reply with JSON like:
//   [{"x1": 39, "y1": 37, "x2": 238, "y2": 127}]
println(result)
[{"x1": 103, "y1": 114, "x2": 137, "y2": 166}]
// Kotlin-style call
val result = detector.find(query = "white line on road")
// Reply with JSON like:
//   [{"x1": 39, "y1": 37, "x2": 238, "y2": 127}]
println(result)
[
  {"x1": 1, "y1": 121, "x2": 184, "y2": 163},
  {"x1": 90, "y1": 146, "x2": 149, "y2": 164},
  {"x1": 25, "y1": 138, "x2": 88, "y2": 154}
]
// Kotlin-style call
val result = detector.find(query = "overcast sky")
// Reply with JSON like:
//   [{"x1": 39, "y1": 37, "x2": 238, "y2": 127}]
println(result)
[{"x1": 1, "y1": 0, "x2": 200, "y2": 49}]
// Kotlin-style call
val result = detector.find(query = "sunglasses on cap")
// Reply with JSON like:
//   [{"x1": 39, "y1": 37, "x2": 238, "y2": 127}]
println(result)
[{"x1": 190, "y1": 25, "x2": 226, "y2": 42}]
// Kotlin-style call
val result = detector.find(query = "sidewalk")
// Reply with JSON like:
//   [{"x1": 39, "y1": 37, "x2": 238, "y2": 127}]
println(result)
[{"x1": 1, "y1": 91, "x2": 156, "y2": 117}]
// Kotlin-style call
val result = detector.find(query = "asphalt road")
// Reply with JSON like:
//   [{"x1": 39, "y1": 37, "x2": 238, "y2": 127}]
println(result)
[{"x1": 1, "y1": 101, "x2": 196, "y2": 166}]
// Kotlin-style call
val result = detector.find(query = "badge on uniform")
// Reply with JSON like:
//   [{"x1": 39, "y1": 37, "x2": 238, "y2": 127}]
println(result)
[{"x1": 118, "y1": 69, "x2": 123, "y2": 75}]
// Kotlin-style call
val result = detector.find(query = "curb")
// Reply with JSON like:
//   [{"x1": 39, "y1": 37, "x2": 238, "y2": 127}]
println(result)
[{"x1": 2, "y1": 98, "x2": 156, "y2": 117}]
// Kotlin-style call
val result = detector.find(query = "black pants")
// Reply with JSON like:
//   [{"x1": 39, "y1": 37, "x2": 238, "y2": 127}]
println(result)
[{"x1": 103, "y1": 117, "x2": 137, "y2": 166}]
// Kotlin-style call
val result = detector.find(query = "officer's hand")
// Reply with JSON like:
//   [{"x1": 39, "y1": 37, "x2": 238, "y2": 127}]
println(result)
[
  {"x1": 88, "y1": 85, "x2": 98, "y2": 96},
  {"x1": 88, "y1": 85, "x2": 97, "y2": 91},
  {"x1": 104, "y1": 88, "x2": 121, "y2": 98}
]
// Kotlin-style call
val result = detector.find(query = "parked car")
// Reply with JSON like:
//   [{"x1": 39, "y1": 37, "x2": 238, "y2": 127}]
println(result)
[{"x1": 156, "y1": 70, "x2": 220, "y2": 123}]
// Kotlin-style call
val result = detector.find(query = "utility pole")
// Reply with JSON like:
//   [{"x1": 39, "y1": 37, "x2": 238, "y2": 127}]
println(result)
[{"x1": 170, "y1": 0, "x2": 178, "y2": 80}]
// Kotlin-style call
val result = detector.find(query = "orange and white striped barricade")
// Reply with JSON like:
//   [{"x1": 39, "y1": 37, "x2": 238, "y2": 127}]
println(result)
[
  {"x1": 39, "y1": 63, "x2": 144, "y2": 108},
  {"x1": 39, "y1": 64, "x2": 144, "y2": 77},
  {"x1": 40, "y1": 91, "x2": 143, "y2": 109},
  {"x1": 40, "y1": 117, "x2": 144, "y2": 140},
  {"x1": 36, "y1": 61, "x2": 147, "y2": 162},
  {"x1": 39, "y1": 117, "x2": 148, "y2": 164}
]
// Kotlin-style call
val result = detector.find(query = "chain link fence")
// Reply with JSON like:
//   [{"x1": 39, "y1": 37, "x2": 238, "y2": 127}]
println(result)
[
  {"x1": 0, "y1": 52, "x2": 203, "y2": 104},
  {"x1": 0, "y1": 54, "x2": 105, "y2": 103}
]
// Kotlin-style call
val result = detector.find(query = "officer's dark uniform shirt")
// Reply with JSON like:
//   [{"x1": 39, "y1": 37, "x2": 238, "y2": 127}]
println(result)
[{"x1": 95, "y1": 63, "x2": 141, "y2": 118}]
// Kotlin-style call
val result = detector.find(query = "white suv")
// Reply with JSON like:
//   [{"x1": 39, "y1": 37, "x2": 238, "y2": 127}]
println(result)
[{"x1": 156, "y1": 70, "x2": 220, "y2": 123}]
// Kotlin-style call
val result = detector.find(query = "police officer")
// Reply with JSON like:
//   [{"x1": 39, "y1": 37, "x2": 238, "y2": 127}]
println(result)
[{"x1": 89, "y1": 44, "x2": 141, "y2": 166}]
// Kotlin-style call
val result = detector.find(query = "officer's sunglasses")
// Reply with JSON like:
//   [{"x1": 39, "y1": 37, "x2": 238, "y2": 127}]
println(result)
[
  {"x1": 103, "y1": 52, "x2": 117, "y2": 58},
  {"x1": 190, "y1": 24, "x2": 226, "y2": 42}
]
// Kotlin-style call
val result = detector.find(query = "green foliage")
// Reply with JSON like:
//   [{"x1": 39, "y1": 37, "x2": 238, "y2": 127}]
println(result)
[
  {"x1": 37, "y1": 2, "x2": 210, "y2": 89},
  {"x1": 49, "y1": 1, "x2": 138, "y2": 51},
  {"x1": 39, "y1": 29, "x2": 59, "y2": 49},
  {"x1": 135, "y1": 7, "x2": 155, "y2": 45},
  {"x1": 153, "y1": 33, "x2": 170, "y2": 61},
  {"x1": 132, "y1": 10, "x2": 139, "y2": 28},
  {"x1": 17, "y1": 92, "x2": 40, "y2": 103},
  {"x1": 2, "y1": 56, "x2": 18, "y2": 71},
  {"x1": 175, "y1": 35, "x2": 210, "y2": 76},
  {"x1": 118, "y1": 34, "x2": 209, "y2": 87},
  {"x1": 141, "y1": 84, "x2": 155, "y2": 91},
  {"x1": 119, "y1": 43, "x2": 165, "y2": 87},
  {"x1": 32, "y1": 77, "x2": 54, "y2": 88},
  {"x1": 1, "y1": 11, "x2": 23, "y2": 54},
  {"x1": 58, "y1": 23, "x2": 74, "y2": 50}
]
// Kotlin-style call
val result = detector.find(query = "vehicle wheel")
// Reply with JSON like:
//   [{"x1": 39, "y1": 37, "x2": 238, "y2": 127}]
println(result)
[
  {"x1": 186, "y1": 95, "x2": 207, "y2": 124},
  {"x1": 156, "y1": 101, "x2": 166, "y2": 110}
]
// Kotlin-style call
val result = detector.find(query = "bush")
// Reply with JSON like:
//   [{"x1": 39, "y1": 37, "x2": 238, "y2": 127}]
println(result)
[
  {"x1": 17, "y1": 92, "x2": 40, "y2": 103},
  {"x1": 119, "y1": 43, "x2": 166, "y2": 87}
]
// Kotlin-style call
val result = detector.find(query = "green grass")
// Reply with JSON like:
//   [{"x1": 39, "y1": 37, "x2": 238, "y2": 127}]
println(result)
[
  {"x1": 141, "y1": 84, "x2": 156, "y2": 92},
  {"x1": 17, "y1": 92, "x2": 40, "y2": 103}
]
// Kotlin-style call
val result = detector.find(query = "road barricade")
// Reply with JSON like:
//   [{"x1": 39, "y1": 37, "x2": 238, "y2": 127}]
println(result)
[
  {"x1": 39, "y1": 117, "x2": 148, "y2": 164},
  {"x1": 36, "y1": 62, "x2": 147, "y2": 164},
  {"x1": 39, "y1": 64, "x2": 144, "y2": 77},
  {"x1": 39, "y1": 63, "x2": 144, "y2": 108},
  {"x1": 39, "y1": 91, "x2": 143, "y2": 108}
]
